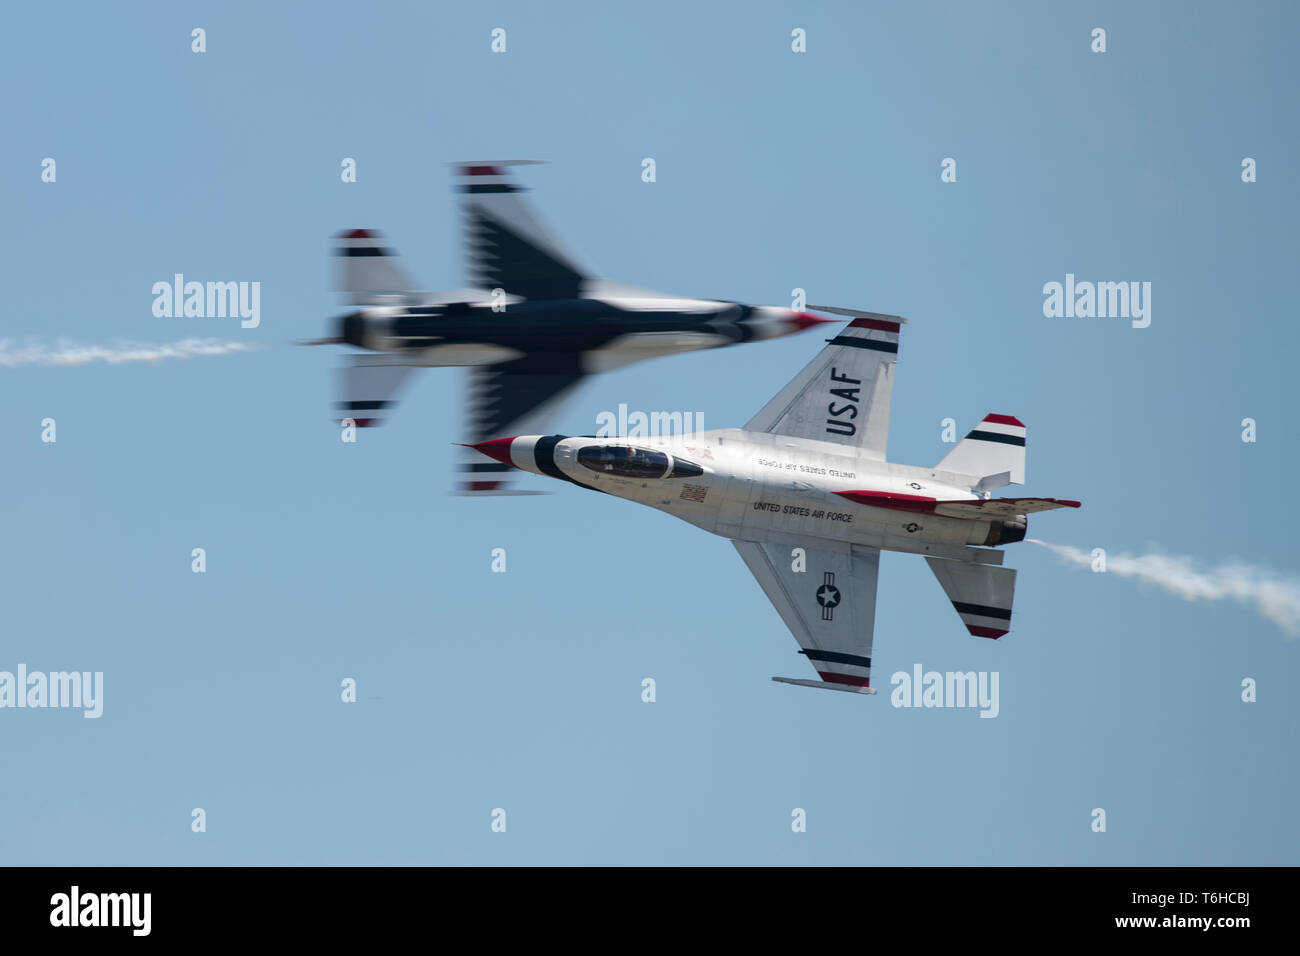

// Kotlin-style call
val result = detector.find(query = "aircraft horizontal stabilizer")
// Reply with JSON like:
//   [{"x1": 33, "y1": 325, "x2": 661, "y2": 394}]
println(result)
[
  {"x1": 334, "y1": 360, "x2": 416, "y2": 427},
  {"x1": 835, "y1": 491, "x2": 1080, "y2": 519},
  {"x1": 936, "y1": 497, "x2": 1080, "y2": 518},
  {"x1": 926, "y1": 557, "x2": 1017, "y2": 639}
]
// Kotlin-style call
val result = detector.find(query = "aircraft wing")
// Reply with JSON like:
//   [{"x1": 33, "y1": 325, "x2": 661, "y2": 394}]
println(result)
[
  {"x1": 745, "y1": 311, "x2": 903, "y2": 459},
  {"x1": 457, "y1": 354, "x2": 586, "y2": 494},
  {"x1": 455, "y1": 162, "x2": 589, "y2": 300},
  {"x1": 731, "y1": 539, "x2": 880, "y2": 694}
]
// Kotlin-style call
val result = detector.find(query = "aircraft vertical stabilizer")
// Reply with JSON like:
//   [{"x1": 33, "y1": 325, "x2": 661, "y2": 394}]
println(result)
[
  {"x1": 936, "y1": 414, "x2": 1026, "y2": 489},
  {"x1": 333, "y1": 229, "x2": 418, "y2": 304}
]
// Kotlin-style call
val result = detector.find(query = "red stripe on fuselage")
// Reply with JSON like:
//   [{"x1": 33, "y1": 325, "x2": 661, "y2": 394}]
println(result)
[
  {"x1": 966, "y1": 625, "x2": 1009, "y2": 639},
  {"x1": 834, "y1": 490, "x2": 938, "y2": 514}
]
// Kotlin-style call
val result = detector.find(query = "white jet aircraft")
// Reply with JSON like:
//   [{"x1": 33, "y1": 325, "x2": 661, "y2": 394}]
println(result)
[{"x1": 469, "y1": 309, "x2": 1080, "y2": 694}]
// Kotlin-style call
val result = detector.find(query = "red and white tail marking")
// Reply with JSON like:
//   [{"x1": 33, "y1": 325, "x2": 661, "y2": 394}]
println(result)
[
  {"x1": 935, "y1": 413, "x2": 1027, "y2": 488},
  {"x1": 926, "y1": 558, "x2": 1017, "y2": 640},
  {"x1": 332, "y1": 228, "x2": 417, "y2": 302}
]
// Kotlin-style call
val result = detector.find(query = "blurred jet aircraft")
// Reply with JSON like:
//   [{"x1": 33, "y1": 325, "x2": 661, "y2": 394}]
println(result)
[{"x1": 313, "y1": 162, "x2": 828, "y2": 493}]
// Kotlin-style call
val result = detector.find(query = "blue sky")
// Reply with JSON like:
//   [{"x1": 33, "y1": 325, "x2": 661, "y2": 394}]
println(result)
[{"x1": 2, "y1": 1, "x2": 1296, "y2": 865}]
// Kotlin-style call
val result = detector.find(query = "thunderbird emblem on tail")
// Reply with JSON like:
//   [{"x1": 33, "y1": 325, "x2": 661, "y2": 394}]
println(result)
[{"x1": 468, "y1": 308, "x2": 1080, "y2": 694}]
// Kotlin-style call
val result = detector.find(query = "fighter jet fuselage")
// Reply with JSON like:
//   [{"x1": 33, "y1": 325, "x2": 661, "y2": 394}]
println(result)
[
  {"x1": 474, "y1": 429, "x2": 1037, "y2": 563},
  {"x1": 470, "y1": 310, "x2": 1080, "y2": 693},
  {"x1": 336, "y1": 297, "x2": 821, "y2": 369},
  {"x1": 321, "y1": 162, "x2": 827, "y2": 492}
]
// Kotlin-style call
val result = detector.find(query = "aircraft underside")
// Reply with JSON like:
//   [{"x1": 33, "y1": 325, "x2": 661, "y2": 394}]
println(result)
[{"x1": 466, "y1": 307, "x2": 1079, "y2": 694}]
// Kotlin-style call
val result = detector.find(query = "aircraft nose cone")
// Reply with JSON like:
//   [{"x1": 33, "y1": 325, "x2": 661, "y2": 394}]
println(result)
[{"x1": 465, "y1": 437, "x2": 517, "y2": 467}]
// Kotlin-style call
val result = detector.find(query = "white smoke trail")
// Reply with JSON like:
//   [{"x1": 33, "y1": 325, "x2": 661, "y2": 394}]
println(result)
[
  {"x1": 1028, "y1": 539, "x2": 1300, "y2": 638},
  {"x1": 0, "y1": 338, "x2": 263, "y2": 368}
]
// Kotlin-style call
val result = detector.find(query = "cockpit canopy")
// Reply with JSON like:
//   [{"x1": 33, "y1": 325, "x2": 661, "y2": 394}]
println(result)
[
  {"x1": 578, "y1": 444, "x2": 669, "y2": 478},
  {"x1": 576, "y1": 444, "x2": 703, "y2": 479}
]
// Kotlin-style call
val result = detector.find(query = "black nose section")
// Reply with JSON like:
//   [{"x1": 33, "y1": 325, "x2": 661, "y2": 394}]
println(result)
[{"x1": 338, "y1": 311, "x2": 366, "y2": 347}]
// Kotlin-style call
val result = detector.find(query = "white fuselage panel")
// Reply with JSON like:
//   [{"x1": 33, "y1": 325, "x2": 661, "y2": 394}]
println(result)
[{"x1": 538, "y1": 430, "x2": 1000, "y2": 560}]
